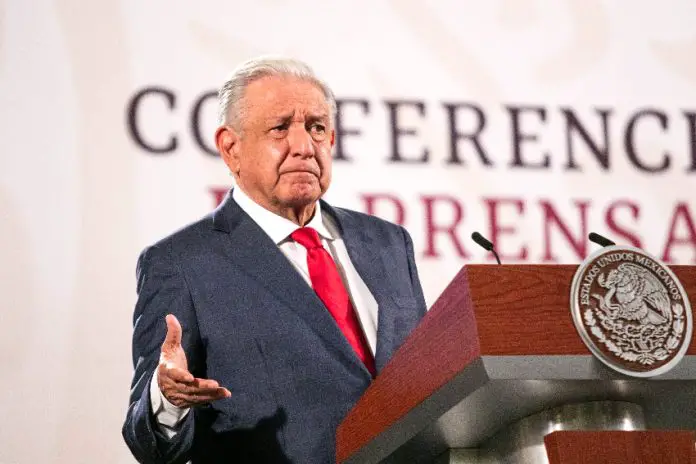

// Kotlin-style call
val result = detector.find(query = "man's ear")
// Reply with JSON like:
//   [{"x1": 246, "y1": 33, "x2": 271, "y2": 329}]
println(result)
[
  {"x1": 215, "y1": 125, "x2": 241, "y2": 174},
  {"x1": 330, "y1": 129, "x2": 335, "y2": 147}
]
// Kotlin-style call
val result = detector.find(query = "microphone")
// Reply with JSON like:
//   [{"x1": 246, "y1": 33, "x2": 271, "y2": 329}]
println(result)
[
  {"x1": 471, "y1": 231, "x2": 501, "y2": 265},
  {"x1": 588, "y1": 232, "x2": 616, "y2": 247}
]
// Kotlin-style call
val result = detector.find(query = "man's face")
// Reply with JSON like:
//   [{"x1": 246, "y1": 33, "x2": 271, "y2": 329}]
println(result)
[{"x1": 218, "y1": 75, "x2": 334, "y2": 214}]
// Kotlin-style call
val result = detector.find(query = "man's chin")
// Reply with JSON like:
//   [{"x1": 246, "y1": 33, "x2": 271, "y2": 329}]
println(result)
[
  {"x1": 283, "y1": 195, "x2": 320, "y2": 209},
  {"x1": 278, "y1": 187, "x2": 322, "y2": 209}
]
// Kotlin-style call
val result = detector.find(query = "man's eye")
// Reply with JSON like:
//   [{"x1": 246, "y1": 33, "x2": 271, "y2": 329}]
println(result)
[
  {"x1": 272, "y1": 123, "x2": 289, "y2": 131},
  {"x1": 310, "y1": 124, "x2": 326, "y2": 133}
]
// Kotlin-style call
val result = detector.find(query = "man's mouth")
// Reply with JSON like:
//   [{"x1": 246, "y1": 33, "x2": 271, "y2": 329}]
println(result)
[{"x1": 282, "y1": 169, "x2": 318, "y2": 176}]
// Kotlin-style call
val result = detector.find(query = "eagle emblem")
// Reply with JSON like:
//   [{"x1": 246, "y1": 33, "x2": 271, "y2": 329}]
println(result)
[
  {"x1": 596, "y1": 263, "x2": 671, "y2": 326},
  {"x1": 570, "y1": 246, "x2": 692, "y2": 377}
]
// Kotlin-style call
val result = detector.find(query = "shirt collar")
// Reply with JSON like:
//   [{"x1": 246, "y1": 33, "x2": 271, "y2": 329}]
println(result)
[{"x1": 232, "y1": 187, "x2": 335, "y2": 245}]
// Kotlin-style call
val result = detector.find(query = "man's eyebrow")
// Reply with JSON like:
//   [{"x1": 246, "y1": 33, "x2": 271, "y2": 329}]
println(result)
[
  {"x1": 306, "y1": 113, "x2": 330, "y2": 122},
  {"x1": 264, "y1": 111, "x2": 329, "y2": 125}
]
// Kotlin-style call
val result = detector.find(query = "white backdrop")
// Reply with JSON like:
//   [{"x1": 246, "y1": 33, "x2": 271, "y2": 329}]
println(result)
[{"x1": 1, "y1": 1, "x2": 696, "y2": 462}]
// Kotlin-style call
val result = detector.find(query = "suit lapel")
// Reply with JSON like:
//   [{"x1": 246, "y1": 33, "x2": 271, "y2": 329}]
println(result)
[{"x1": 212, "y1": 192, "x2": 371, "y2": 377}]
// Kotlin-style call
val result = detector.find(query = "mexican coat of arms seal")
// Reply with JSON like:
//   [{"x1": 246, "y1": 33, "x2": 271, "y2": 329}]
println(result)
[{"x1": 570, "y1": 245, "x2": 692, "y2": 377}]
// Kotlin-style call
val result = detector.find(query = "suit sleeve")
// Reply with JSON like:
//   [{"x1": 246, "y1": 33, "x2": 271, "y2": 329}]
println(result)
[
  {"x1": 400, "y1": 226, "x2": 428, "y2": 317},
  {"x1": 122, "y1": 243, "x2": 202, "y2": 464}
]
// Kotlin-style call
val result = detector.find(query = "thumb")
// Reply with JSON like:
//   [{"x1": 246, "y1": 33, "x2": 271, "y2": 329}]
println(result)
[{"x1": 163, "y1": 314, "x2": 183, "y2": 349}]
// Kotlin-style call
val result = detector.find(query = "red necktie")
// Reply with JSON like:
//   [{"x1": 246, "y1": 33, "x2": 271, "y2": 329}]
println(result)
[{"x1": 291, "y1": 227, "x2": 376, "y2": 376}]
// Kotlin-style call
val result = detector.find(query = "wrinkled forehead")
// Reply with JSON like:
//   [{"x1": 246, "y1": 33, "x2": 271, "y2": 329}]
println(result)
[{"x1": 243, "y1": 76, "x2": 330, "y2": 123}]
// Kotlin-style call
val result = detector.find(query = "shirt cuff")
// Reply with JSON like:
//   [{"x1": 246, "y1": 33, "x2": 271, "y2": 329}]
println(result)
[{"x1": 149, "y1": 368, "x2": 190, "y2": 430}]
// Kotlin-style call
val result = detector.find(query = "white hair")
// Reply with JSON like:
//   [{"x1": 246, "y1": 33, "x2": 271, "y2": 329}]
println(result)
[{"x1": 217, "y1": 55, "x2": 337, "y2": 129}]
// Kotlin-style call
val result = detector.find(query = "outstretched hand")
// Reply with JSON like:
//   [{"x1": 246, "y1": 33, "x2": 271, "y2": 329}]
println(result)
[{"x1": 157, "y1": 314, "x2": 231, "y2": 408}]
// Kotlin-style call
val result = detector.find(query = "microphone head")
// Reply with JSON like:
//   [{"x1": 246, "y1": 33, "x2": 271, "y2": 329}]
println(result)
[
  {"x1": 471, "y1": 231, "x2": 494, "y2": 251},
  {"x1": 588, "y1": 232, "x2": 616, "y2": 247}
]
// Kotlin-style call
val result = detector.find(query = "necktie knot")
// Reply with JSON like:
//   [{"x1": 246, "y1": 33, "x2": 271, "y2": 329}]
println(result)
[{"x1": 291, "y1": 227, "x2": 323, "y2": 250}]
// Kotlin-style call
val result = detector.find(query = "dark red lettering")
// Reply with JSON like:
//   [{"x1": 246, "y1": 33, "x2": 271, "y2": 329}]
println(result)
[
  {"x1": 484, "y1": 197, "x2": 528, "y2": 261},
  {"x1": 605, "y1": 200, "x2": 642, "y2": 248},
  {"x1": 661, "y1": 202, "x2": 696, "y2": 263},
  {"x1": 361, "y1": 193, "x2": 405, "y2": 226},
  {"x1": 541, "y1": 200, "x2": 590, "y2": 262},
  {"x1": 422, "y1": 195, "x2": 469, "y2": 259}
]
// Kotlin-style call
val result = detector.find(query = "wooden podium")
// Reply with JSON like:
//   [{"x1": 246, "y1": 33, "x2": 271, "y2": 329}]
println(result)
[{"x1": 336, "y1": 264, "x2": 696, "y2": 464}]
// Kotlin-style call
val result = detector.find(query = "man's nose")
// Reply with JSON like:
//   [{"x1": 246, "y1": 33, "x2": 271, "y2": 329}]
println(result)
[{"x1": 287, "y1": 125, "x2": 315, "y2": 158}]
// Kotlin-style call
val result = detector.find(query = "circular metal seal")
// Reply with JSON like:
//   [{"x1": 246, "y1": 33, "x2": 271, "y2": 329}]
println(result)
[{"x1": 570, "y1": 245, "x2": 692, "y2": 377}]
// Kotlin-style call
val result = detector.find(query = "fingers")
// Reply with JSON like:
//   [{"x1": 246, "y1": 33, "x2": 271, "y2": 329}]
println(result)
[
  {"x1": 162, "y1": 383, "x2": 231, "y2": 408},
  {"x1": 188, "y1": 378, "x2": 222, "y2": 390},
  {"x1": 179, "y1": 384, "x2": 231, "y2": 398},
  {"x1": 158, "y1": 363, "x2": 231, "y2": 408},
  {"x1": 164, "y1": 388, "x2": 231, "y2": 408},
  {"x1": 163, "y1": 314, "x2": 182, "y2": 349}
]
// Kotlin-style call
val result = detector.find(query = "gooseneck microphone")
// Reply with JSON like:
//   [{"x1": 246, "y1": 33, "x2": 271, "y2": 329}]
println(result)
[
  {"x1": 588, "y1": 232, "x2": 616, "y2": 248},
  {"x1": 471, "y1": 232, "x2": 501, "y2": 265}
]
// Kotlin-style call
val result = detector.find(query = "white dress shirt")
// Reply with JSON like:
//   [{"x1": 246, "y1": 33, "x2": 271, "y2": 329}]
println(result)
[{"x1": 150, "y1": 187, "x2": 379, "y2": 437}]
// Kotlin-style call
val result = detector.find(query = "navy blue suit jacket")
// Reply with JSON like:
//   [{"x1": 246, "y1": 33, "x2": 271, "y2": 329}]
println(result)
[{"x1": 122, "y1": 191, "x2": 428, "y2": 463}]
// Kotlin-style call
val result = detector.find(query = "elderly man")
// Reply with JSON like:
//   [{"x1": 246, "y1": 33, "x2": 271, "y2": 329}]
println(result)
[{"x1": 122, "y1": 56, "x2": 427, "y2": 464}]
